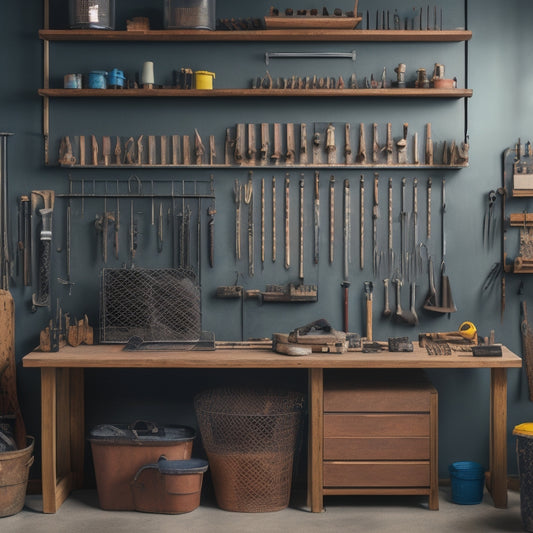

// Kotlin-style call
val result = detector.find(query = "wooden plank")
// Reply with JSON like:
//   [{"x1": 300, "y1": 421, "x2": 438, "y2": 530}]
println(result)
[
  {"x1": 69, "y1": 369, "x2": 85, "y2": 489},
  {"x1": 308, "y1": 368, "x2": 324, "y2": 512},
  {"x1": 41, "y1": 368, "x2": 58, "y2": 513},
  {"x1": 56, "y1": 369, "x2": 71, "y2": 480},
  {"x1": 429, "y1": 388, "x2": 439, "y2": 510},
  {"x1": 38, "y1": 88, "x2": 473, "y2": 99},
  {"x1": 489, "y1": 368, "x2": 508, "y2": 508},
  {"x1": 324, "y1": 437, "x2": 430, "y2": 460},
  {"x1": 324, "y1": 461, "x2": 430, "y2": 487},
  {"x1": 39, "y1": 29, "x2": 473, "y2": 43},
  {"x1": 324, "y1": 413, "x2": 430, "y2": 437},
  {"x1": 22, "y1": 343, "x2": 523, "y2": 369},
  {"x1": 324, "y1": 487, "x2": 430, "y2": 496}
]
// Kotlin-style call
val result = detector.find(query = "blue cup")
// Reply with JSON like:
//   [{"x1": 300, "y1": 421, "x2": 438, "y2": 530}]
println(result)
[{"x1": 88, "y1": 70, "x2": 108, "y2": 89}]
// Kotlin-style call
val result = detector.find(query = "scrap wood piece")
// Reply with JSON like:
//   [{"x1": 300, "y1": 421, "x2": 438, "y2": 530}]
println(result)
[{"x1": 127, "y1": 17, "x2": 150, "y2": 31}]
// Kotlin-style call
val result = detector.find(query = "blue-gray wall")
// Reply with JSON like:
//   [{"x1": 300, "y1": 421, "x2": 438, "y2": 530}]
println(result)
[{"x1": 2, "y1": 0, "x2": 533, "y2": 483}]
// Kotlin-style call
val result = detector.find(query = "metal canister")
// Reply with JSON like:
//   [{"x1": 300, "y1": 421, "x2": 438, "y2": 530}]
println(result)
[
  {"x1": 64, "y1": 73, "x2": 82, "y2": 89},
  {"x1": 88, "y1": 71, "x2": 108, "y2": 89},
  {"x1": 108, "y1": 69, "x2": 125, "y2": 89}
]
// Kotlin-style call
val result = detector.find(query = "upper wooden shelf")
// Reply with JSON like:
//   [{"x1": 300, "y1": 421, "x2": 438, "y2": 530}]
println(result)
[
  {"x1": 39, "y1": 29, "x2": 472, "y2": 43},
  {"x1": 39, "y1": 88, "x2": 473, "y2": 98}
]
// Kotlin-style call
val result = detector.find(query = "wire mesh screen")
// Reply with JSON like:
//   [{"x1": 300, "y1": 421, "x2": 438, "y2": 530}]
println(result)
[{"x1": 99, "y1": 268, "x2": 201, "y2": 343}]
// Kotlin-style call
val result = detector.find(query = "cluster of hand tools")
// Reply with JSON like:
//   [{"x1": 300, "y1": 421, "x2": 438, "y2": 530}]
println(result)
[
  {"x1": 225, "y1": 122, "x2": 468, "y2": 168},
  {"x1": 360, "y1": 5, "x2": 444, "y2": 31},
  {"x1": 224, "y1": 170, "x2": 455, "y2": 326},
  {"x1": 17, "y1": 176, "x2": 215, "y2": 315},
  {"x1": 58, "y1": 132, "x2": 217, "y2": 167},
  {"x1": 58, "y1": 123, "x2": 469, "y2": 169}
]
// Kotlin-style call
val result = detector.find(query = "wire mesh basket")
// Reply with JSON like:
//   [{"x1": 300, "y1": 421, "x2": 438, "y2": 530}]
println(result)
[
  {"x1": 69, "y1": 0, "x2": 115, "y2": 30},
  {"x1": 523, "y1": 325, "x2": 533, "y2": 401},
  {"x1": 194, "y1": 387, "x2": 305, "y2": 512},
  {"x1": 99, "y1": 268, "x2": 201, "y2": 344}
]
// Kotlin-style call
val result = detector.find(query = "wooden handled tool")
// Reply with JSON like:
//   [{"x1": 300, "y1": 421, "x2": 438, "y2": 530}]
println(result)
[
  {"x1": 343, "y1": 178, "x2": 351, "y2": 281},
  {"x1": 372, "y1": 173, "x2": 379, "y2": 276},
  {"x1": 329, "y1": 175, "x2": 335, "y2": 264},
  {"x1": 234, "y1": 179, "x2": 241, "y2": 261},
  {"x1": 244, "y1": 171, "x2": 254, "y2": 276},
  {"x1": 284, "y1": 174, "x2": 290, "y2": 269},
  {"x1": 299, "y1": 175, "x2": 304, "y2": 281},
  {"x1": 314, "y1": 171, "x2": 320, "y2": 264},
  {"x1": 364, "y1": 281, "x2": 373, "y2": 340},
  {"x1": 344, "y1": 123, "x2": 352, "y2": 165}
]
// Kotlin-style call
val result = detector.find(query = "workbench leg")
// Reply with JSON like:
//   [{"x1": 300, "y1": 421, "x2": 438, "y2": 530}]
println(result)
[
  {"x1": 489, "y1": 368, "x2": 508, "y2": 508},
  {"x1": 41, "y1": 368, "x2": 58, "y2": 514},
  {"x1": 69, "y1": 369, "x2": 85, "y2": 489},
  {"x1": 307, "y1": 368, "x2": 324, "y2": 512}
]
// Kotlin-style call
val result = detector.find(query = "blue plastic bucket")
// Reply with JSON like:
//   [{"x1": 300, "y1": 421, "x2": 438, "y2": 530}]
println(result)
[
  {"x1": 88, "y1": 71, "x2": 108, "y2": 89},
  {"x1": 449, "y1": 461, "x2": 485, "y2": 504}
]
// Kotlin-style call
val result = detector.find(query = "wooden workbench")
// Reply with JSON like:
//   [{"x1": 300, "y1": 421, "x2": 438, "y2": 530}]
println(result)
[{"x1": 23, "y1": 343, "x2": 522, "y2": 514}]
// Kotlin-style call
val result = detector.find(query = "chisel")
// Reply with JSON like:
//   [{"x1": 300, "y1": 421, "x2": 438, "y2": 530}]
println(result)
[{"x1": 372, "y1": 173, "x2": 379, "y2": 276}]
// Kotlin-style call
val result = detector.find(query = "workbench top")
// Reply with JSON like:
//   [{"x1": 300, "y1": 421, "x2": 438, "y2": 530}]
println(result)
[{"x1": 23, "y1": 343, "x2": 522, "y2": 369}]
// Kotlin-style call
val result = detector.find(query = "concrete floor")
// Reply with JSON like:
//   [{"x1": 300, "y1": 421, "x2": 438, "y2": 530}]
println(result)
[{"x1": 1, "y1": 488, "x2": 526, "y2": 532}]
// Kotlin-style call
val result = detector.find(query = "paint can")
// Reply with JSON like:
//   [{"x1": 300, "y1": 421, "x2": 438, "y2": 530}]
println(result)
[
  {"x1": 195, "y1": 70, "x2": 215, "y2": 90},
  {"x1": 88, "y1": 71, "x2": 108, "y2": 89},
  {"x1": 108, "y1": 69, "x2": 125, "y2": 89},
  {"x1": 64, "y1": 73, "x2": 82, "y2": 89}
]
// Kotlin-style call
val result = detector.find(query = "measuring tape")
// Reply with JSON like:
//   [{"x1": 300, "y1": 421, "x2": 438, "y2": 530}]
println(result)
[{"x1": 459, "y1": 321, "x2": 477, "y2": 340}]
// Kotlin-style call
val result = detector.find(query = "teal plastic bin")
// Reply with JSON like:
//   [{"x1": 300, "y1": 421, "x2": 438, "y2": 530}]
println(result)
[{"x1": 448, "y1": 461, "x2": 485, "y2": 505}]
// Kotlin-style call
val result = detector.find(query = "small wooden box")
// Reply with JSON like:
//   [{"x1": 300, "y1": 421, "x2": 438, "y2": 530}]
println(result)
[{"x1": 323, "y1": 369, "x2": 439, "y2": 509}]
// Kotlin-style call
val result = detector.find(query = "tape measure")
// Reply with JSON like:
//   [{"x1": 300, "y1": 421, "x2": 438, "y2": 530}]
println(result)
[{"x1": 459, "y1": 321, "x2": 477, "y2": 340}]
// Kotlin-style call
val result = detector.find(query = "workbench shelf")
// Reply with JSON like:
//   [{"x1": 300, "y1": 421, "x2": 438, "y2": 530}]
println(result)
[
  {"x1": 39, "y1": 29, "x2": 472, "y2": 43},
  {"x1": 39, "y1": 88, "x2": 473, "y2": 99}
]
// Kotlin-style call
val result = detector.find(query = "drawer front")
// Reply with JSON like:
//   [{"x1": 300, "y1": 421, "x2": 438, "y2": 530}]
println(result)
[
  {"x1": 324, "y1": 437, "x2": 430, "y2": 461},
  {"x1": 324, "y1": 387, "x2": 433, "y2": 413},
  {"x1": 323, "y1": 461, "x2": 430, "y2": 488},
  {"x1": 324, "y1": 413, "x2": 430, "y2": 438}
]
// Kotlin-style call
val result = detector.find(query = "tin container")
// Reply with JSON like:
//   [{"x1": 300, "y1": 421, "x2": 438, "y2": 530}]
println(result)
[
  {"x1": 108, "y1": 69, "x2": 125, "y2": 89},
  {"x1": 88, "y1": 71, "x2": 108, "y2": 89},
  {"x1": 69, "y1": 0, "x2": 115, "y2": 30},
  {"x1": 164, "y1": 0, "x2": 216, "y2": 30},
  {"x1": 195, "y1": 70, "x2": 215, "y2": 90},
  {"x1": 89, "y1": 422, "x2": 195, "y2": 510},
  {"x1": 64, "y1": 74, "x2": 82, "y2": 89},
  {"x1": 131, "y1": 457, "x2": 208, "y2": 514}
]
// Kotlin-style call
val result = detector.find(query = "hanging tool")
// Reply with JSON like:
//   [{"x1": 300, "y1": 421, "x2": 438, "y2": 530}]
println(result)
[
  {"x1": 31, "y1": 190, "x2": 55, "y2": 310},
  {"x1": 425, "y1": 123, "x2": 433, "y2": 165},
  {"x1": 412, "y1": 178, "x2": 421, "y2": 277},
  {"x1": 410, "y1": 282, "x2": 419, "y2": 325},
  {"x1": 157, "y1": 201, "x2": 164, "y2": 254},
  {"x1": 357, "y1": 123, "x2": 366, "y2": 163},
  {"x1": 360, "y1": 175, "x2": 364, "y2": 270},
  {"x1": 18, "y1": 195, "x2": 31, "y2": 287},
  {"x1": 300, "y1": 123, "x2": 308, "y2": 165},
  {"x1": 397, "y1": 123, "x2": 408, "y2": 164},
  {"x1": 364, "y1": 281, "x2": 373, "y2": 340},
  {"x1": 114, "y1": 181, "x2": 120, "y2": 259},
  {"x1": 207, "y1": 203, "x2": 216, "y2": 268},
  {"x1": 387, "y1": 178, "x2": 393, "y2": 275},
  {"x1": 382, "y1": 278, "x2": 391, "y2": 317},
  {"x1": 260, "y1": 178, "x2": 265, "y2": 267},
  {"x1": 272, "y1": 177, "x2": 277, "y2": 262},
  {"x1": 400, "y1": 177, "x2": 407, "y2": 279},
  {"x1": 313, "y1": 171, "x2": 320, "y2": 264},
  {"x1": 372, "y1": 123, "x2": 379, "y2": 163},
  {"x1": 427, "y1": 177, "x2": 432, "y2": 240},
  {"x1": 383, "y1": 122, "x2": 393, "y2": 164},
  {"x1": 243, "y1": 171, "x2": 254, "y2": 276},
  {"x1": 344, "y1": 123, "x2": 353, "y2": 165},
  {"x1": 326, "y1": 124, "x2": 336, "y2": 164},
  {"x1": 299, "y1": 175, "x2": 305, "y2": 282},
  {"x1": 286, "y1": 123, "x2": 295, "y2": 164},
  {"x1": 284, "y1": 174, "x2": 290, "y2": 269},
  {"x1": 483, "y1": 190, "x2": 497, "y2": 247},
  {"x1": 234, "y1": 179, "x2": 241, "y2": 261},
  {"x1": 393, "y1": 278, "x2": 417, "y2": 326},
  {"x1": 329, "y1": 175, "x2": 335, "y2": 264},
  {"x1": 343, "y1": 179, "x2": 351, "y2": 282},
  {"x1": 372, "y1": 173, "x2": 379, "y2": 276}
]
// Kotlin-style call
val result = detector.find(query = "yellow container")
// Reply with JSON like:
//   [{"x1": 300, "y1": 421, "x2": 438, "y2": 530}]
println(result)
[
  {"x1": 195, "y1": 71, "x2": 215, "y2": 90},
  {"x1": 514, "y1": 423, "x2": 533, "y2": 437}
]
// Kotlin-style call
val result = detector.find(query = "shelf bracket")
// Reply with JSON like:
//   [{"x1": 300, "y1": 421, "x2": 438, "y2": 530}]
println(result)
[{"x1": 265, "y1": 50, "x2": 356, "y2": 66}]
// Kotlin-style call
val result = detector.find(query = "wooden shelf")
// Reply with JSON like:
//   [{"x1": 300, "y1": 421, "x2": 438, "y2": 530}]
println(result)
[
  {"x1": 39, "y1": 29, "x2": 472, "y2": 43},
  {"x1": 52, "y1": 163, "x2": 469, "y2": 171},
  {"x1": 39, "y1": 88, "x2": 473, "y2": 99}
]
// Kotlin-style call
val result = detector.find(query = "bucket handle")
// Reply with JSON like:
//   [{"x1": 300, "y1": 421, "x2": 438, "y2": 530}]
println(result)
[
  {"x1": 25, "y1": 455, "x2": 35, "y2": 468},
  {"x1": 131, "y1": 463, "x2": 159, "y2": 484},
  {"x1": 129, "y1": 420, "x2": 164, "y2": 437}
]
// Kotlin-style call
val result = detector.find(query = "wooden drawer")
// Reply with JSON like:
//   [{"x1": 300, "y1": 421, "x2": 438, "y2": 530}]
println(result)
[
  {"x1": 324, "y1": 369, "x2": 436, "y2": 413},
  {"x1": 324, "y1": 437, "x2": 430, "y2": 460},
  {"x1": 324, "y1": 413, "x2": 430, "y2": 438},
  {"x1": 324, "y1": 461, "x2": 430, "y2": 488}
]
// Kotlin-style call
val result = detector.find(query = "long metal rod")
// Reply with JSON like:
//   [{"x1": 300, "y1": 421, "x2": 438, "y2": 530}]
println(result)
[
  {"x1": 0, "y1": 133, "x2": 13, "y2": 290},
  {"x1": 265, "y1": 50, "x2": 357, "y2": 65}
]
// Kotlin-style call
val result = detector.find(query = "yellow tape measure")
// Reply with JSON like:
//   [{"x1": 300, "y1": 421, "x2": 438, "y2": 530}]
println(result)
[{"x1": 459, "y1": 321, "x2": 477, "y2": 340}]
